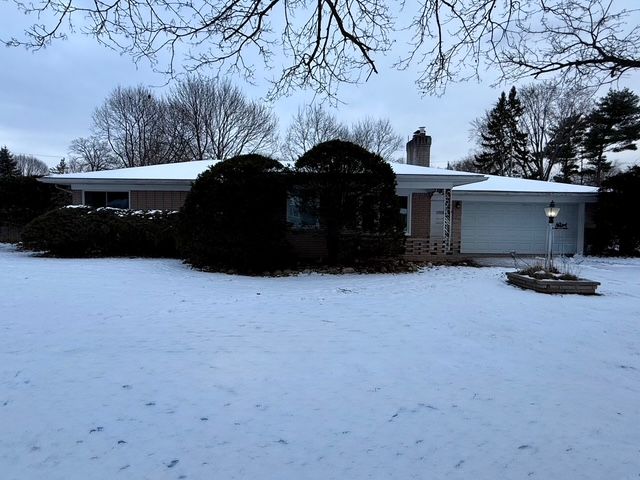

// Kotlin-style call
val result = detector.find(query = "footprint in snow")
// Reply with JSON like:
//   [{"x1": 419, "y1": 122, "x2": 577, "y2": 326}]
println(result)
[
  {"x1": 122, "y1": 385, "x2": 132, "y2": 390},
  {"x1": 167, "y1": 459, "x2": 179, "y2": 468}
]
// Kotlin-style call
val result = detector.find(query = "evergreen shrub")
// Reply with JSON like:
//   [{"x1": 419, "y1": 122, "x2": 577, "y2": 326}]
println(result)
[
  {"x1": 21, "y1": 206, "x2": 178, "y2": 257},
  {"x1": 178, "y1": 155, "x2": 292, "y2": 273},
  {"x1": 592, "y1": 166, "x2": 640, "y2": 256},
  {"x1": 0, "y1": 176, "x2": 68, "y2": 227},
  {"x1": 295, "y1": 140, "x2": 405, "y2": 264}
]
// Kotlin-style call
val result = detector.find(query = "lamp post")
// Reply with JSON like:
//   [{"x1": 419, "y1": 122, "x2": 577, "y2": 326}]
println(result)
[{"x1": 544, "y1": 200, "x2": 560, "y2": 270}]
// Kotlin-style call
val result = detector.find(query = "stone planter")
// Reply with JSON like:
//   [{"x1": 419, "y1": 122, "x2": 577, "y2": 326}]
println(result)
[{"x1": 506, "y1": 272, "x2": 600, "y2": 295}]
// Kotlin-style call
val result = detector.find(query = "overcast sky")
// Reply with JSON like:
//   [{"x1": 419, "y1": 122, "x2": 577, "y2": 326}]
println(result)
[{"x1": 1, "y1": 1, "x2": 638, "y2": 169}]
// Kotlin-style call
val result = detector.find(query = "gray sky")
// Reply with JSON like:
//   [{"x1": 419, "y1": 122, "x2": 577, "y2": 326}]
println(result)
[{"x1": 1, "y1": 2, "x2": 638, "y2": 169}]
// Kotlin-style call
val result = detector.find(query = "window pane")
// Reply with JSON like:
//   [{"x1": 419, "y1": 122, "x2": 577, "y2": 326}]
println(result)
[
  {"x1": 397, "y1": 195, "x2": 408, "y2": 233},
  {"x1": 287, "y1": 196, "x2": 319, "y2": 229},
  {"x1": 84, "y1": 191, "x2": 106, "y2": 208},
  {"x1": 106, "y1": 192, "x2": 129, "y2": 209}
]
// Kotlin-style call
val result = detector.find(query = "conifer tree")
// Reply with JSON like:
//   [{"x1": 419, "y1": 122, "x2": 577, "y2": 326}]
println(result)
[
  {"x1": 548, "y1": 114, "x2": 583, "y2": 184},
  {"x1": 474, "y1": 87, "x2": 528, "y2": 176},
  {"x1": 50, "y1": 158, "x2": 69, "y2": 175},
  {"x1": 580, "y1": 88, "x2": 640, "y2": 186},
  {"x1": 0, "y1": 146, "x2": 20, "y2": 178}
]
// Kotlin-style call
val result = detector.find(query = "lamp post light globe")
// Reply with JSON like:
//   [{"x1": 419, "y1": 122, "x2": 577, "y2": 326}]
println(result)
[{"x1": 544, "y1": 201, "x2": 560, "y2": 223}]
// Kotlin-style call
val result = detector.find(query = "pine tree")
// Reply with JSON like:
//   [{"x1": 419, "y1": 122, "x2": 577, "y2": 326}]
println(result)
[
  {"x1": 548, "y1": 114, "x2": 583, "y2": 184},
  {"x1": 51, "y1": 158, "x2": 69, "y2": 174},
  {"x1": 0, "y1": 145, "x2": 20, "y2": 178},
  {"x1": 580, "y1": 88, "x2": 640, "y2": 186},
  {"x1": 474, "y1": 87, "x2": 529, "y2": 176}
]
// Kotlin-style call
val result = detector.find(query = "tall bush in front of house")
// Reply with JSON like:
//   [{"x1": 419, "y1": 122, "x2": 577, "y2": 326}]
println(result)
[
  {"x1": 591, "y1": 165, "x2": 640, "y2": 256},
  {"x1": 295, "y1": 139, "x2": 405, "y2": 264},
  {"x1": 177, "y1": 155, "x2": 291, "y2": 273},
  {"x1": 21, "y1": 207, "x2": 178, "y2": 257}
]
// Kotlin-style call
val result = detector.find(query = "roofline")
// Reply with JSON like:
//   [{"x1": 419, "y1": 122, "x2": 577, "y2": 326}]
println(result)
[
  {"x1": 453, "y1": 191, "x2": 598, "y2": 201},
  {"x1": 40, "y1": 172, "x2": 489, "y2": 187},
  {"x1": 39, "y1": 177, "x2": 195, "y2": 186}
]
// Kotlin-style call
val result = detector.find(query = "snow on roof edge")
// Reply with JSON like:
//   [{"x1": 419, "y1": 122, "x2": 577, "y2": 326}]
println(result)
[{"x1": 42, "y1": 159, "x2": 597, "y2": 194}]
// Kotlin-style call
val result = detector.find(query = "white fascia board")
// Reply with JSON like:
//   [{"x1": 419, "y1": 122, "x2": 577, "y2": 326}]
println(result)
[
  {"x1": 396, "y1": 174, "x2": 487, "y2": 190},
  {"x1": 39, "y1": 177, "x2": 193, "y2": 191},
  {"x1": 452, "y1": 191, "x2": 599, "y2": 203}
]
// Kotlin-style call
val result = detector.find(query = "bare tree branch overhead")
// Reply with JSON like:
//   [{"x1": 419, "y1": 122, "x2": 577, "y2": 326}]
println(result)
[{"x1": 3, "y1": 0, "x2": 639, "y2": 97}]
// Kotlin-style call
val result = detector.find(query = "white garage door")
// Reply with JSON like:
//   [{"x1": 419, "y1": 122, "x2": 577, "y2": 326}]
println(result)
[{"x1": 460, "y1": 202, "x2": 579, "y2": 255}]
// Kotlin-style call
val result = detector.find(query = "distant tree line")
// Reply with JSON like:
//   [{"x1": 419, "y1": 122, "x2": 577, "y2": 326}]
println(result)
[
  {"x1": 0, "y1": 146, "x2": 50, "y2": 177},
  {"x1": 453, "y1": 84, "x2": 640, "y2": 186},
  {"x1": 65, "y1": 77, "x2": 405, "y2": 173}
]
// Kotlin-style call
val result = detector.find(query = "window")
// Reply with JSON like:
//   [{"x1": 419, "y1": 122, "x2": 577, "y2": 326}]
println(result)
[
  {"x1": 398, "y1": 195, "x2": 409, "y2": 234},
  {"x1": 84, "y1": 191, "x2": 130, "y2": 209},
  {"x1": 287, "y1": 196, "x2": 320, "y2": 229}
]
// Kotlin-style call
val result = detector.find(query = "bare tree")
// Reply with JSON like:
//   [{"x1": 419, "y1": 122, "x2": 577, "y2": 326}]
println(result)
[
  {"x1": 68, "y1": 136, "x2": 118, "y2": 171},
  {"x1": 168, "y1": 76, "x2": 214, "y2": 161},
  {"x1": 15, "y1": 154, "x2": 49, "y2": 176},
  {"x1": 7, "y1": 0, "x2": 638, "y2": 97},
  {"x1": 348, "y1": 117, "x2": 403, "y2": 161},
  {"x1": 93, "y1": 86, "x2": 179, "y2": 168},
  {"x1": 168, "y1": 77, "x2": 279, "y2": 160},
  {"x1": 449, "y1": 154, "x2": 483, "y2": 173},
  {"x1": 205, "y1": 80, "x2": 278, "y2": 159},
  {"x1": 518, "y1": 82, "x2": 594, "y2": 180},
  {"x1": 283, "y1": 105, "x2": 348, "y2": 160}
]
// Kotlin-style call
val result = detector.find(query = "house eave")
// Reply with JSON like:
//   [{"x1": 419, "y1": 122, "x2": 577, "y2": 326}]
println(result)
[{"x1": 452, "y1": 190, "x2": 599, "y2": 203}]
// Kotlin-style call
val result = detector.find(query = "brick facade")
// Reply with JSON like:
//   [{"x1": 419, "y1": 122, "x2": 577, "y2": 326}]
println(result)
[
  {"x1": 72, "y1": 190, "x2": 83, "y2": 205},
  {"x1": 287, "y1": 230, "x2": 328, "y2": 260},
  {"x1": 404, "y1": 194, "x2": 463, "y2": 260},
  {"x1": 130, "y1": 191, "x2": 188, "y2": 211},
  {"x1": 410, "y1": 192, "x2": 431, "y2": 237}
]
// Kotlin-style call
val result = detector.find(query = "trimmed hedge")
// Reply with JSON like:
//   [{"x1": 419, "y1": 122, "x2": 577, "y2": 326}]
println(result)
[{"x1": 21, "y1": 206, "x2": 178, "y2": 257}]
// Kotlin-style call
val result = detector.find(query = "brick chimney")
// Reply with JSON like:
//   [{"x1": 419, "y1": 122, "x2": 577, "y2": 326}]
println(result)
[{"x1": 406, "y1": 127, "x2": 432, "y2": 167}]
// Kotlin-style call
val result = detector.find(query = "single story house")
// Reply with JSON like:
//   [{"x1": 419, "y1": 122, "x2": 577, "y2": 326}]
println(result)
[{"x1": 40, "y1": 129, "x2": 598, "y2": 259}]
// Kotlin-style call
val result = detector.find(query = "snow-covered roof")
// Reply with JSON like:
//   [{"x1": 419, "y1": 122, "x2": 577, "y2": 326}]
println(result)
[
  {"x1": 45, "y1": 159, "x2": 483, "y2": 182},
  {"x1": 42, "y1": 160, "x2": 597, "y2": 195},
  {"x1": 453, "y1": 174, "x2": 598, "y2": 193},
  {"x1": 46, "y1": 160, "x2": 218, "y2": 181}
]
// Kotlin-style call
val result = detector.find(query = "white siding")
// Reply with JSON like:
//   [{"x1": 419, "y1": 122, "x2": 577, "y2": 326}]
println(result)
[{"x1": 460, "y1": 202, "x2": 579, "y2": 255}]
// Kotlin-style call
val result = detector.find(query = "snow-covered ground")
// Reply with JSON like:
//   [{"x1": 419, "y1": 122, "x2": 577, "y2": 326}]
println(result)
[{"x1": 1, "y1": 244, "x2": 639, "y2": 480}]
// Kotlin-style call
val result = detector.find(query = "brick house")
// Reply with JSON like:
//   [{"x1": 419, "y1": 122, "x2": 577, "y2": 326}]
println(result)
[{"x1": 40, "y1": 129, "x2": 598, "y2": 259}]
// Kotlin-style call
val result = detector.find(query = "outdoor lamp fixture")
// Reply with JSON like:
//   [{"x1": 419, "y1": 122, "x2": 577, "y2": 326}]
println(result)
[
  {"x1": 544, "y1": 200, "x2": 560, "y2": 270},
  {"x1": 544, "y1": 201, "x2": 560, "y2": 224}
]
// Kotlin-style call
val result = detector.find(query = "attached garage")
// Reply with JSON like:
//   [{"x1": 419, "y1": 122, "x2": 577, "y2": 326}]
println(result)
[
  {"x1": 454, "y1": 175, "x2": 598, "y2": 256},
  {"x1": 460, "y1": 201, "x2": 579, "y2": 255}
]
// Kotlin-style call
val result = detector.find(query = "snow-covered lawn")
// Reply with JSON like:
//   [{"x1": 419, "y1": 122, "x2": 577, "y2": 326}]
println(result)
[{"x1": 1, "y1": 244, "x2": 639, "y2": 480}]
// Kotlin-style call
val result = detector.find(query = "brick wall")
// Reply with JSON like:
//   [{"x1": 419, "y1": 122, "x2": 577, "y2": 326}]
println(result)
[
  {"x1": 404, "y1": 196, "x2": 462, "y2": 260},
  {"x1": 410, "y1": 192, "x2": 431, "y2": 237},
  {"x1": 130, "y1": 191, "x2": 188, "y2": 211},
  {"x1": 71, "y1": 190, "x2": 82, "y2": 205},
  {"x1": 287, "y1": 230, "x2": 328, "y2": 261}
]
